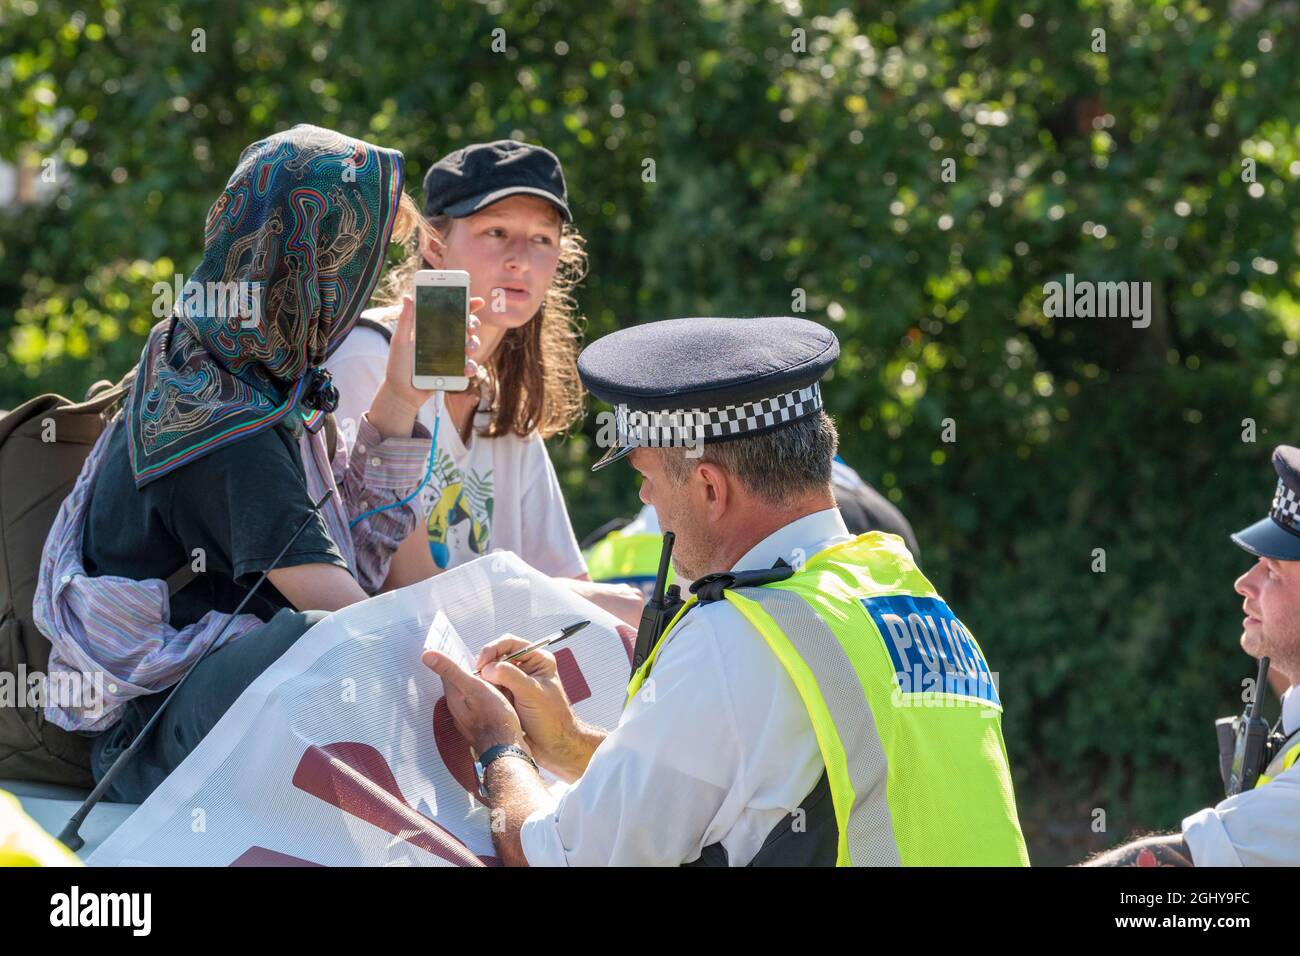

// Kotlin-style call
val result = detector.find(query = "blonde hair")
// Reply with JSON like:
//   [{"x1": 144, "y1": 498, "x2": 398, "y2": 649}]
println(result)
[
  {"x1": 375, "y1": 192, "x2": 587, "y2": 440},
  {"x1": 387, "y1": 191, "x2": 429, "y2": 250}
]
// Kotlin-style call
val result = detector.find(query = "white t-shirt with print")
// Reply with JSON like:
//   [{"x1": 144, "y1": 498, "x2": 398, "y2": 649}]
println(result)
[{"x1": 326, "y1": 314, "x2": 587, "y2": 578}]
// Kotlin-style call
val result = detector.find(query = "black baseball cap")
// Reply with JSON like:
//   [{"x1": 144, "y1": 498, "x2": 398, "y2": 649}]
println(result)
[
  {"x1": 422, "y1": 140, "x2": 571, "y2": 222},
  {"x1": 1232, "y1": 445, "x2": 1300, "y2": 560}
]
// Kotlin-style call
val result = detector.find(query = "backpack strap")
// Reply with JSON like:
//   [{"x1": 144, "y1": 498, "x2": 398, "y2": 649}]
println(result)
[
  {"x1": 354, "y1": 316, "x2": 395, "y2": 343},
  {"x1": 84, "y1": 379, "x2": 118, "y2": 401},
  {"x1": 71, "y1": 368, "x2": 135, "y2": 418},
  {"x1": 164, "y1": 563, "x2": 199, "y2": 597}
]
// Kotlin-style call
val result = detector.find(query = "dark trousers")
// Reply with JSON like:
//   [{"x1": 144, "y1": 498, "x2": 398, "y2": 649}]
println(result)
[{"x1": 87, "y1": 608, "x2": 328, "y2": 804}]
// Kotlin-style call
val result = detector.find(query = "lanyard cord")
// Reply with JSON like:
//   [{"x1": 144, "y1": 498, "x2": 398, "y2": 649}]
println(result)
[{"x1": 348, "y1": 413, "x2": 440, "y2": 529}]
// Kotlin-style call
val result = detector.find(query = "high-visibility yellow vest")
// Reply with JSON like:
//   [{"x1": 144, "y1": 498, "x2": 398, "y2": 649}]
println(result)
[
  {"x1": 584, "y1": 529, "x2": 674, "y2": 596},
  {"x1": 1257, "y1": 729, "x2": 1300, "y2": 787},
  {"x1": 627, "y1": 532, "x2": 1029, "y2": 866},
  {"x1": 0, "y1": 790, "x2": 82, "y2": 867}
]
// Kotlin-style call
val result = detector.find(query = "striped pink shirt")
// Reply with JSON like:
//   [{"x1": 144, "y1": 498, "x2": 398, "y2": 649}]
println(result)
[{"x1": 33, "y1": 412, "x2": 431, "y2": 732}]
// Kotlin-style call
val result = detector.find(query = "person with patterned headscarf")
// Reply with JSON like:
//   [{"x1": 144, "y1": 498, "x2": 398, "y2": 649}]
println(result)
[{"x1": 33, "y1": 124, "x2": 477, "y2": 803}]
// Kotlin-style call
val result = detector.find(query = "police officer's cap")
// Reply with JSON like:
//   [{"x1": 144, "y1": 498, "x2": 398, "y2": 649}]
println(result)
[
  {"x1": 1232, "y1": 445, "x2": 1300, "y2": 560},
  {"x1": 578, "y1": 316, "x2": 839, "y2": 471}
]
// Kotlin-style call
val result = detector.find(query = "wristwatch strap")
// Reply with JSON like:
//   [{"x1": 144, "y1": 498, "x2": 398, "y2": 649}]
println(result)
[{"x1": 475, "y1": 744, "x2": 538, "y2": 797}]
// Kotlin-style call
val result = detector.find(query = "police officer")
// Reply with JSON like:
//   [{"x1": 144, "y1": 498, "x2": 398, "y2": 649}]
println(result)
[
  {"x1": 424, "y1": 316, "x2": 1029, "y2": 866},
  {"x1": 582, "y1": 457, "x2": 920, "y2": 598},
  {"x1": 1087, "y1": 446, "x2": 1300, "y2": 866}
]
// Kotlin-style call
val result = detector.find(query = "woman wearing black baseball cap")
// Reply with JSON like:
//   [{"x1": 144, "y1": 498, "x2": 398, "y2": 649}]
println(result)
[{"x1": 328, "y1": 141, "x2": 641, "y2": 623}]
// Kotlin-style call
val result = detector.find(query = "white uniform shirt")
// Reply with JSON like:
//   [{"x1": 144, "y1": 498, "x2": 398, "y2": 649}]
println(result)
[
  {"x1": 1181, "y1": 684, "x2": 1300, "y2": 866},
  {"x1": 520, "y1": 508, "x2": 852, "y2": 866}
]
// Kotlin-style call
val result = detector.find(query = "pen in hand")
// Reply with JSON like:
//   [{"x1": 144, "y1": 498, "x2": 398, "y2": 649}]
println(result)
[{"x1": 473, "y1": 620, "x2": 592, "y2": 676}]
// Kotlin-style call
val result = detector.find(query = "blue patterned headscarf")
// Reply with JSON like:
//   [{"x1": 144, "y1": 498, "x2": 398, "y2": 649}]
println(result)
[{"x1": 125, "y1": 124, "x2": 404, "y2": 487}]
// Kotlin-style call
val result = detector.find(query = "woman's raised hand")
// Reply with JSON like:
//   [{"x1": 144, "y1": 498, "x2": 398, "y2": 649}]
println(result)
[
  {"x1": 382, "y1": 293, "x2": 484, "y2": 413},
  {"x1": 367, "y1": 294, "x2": 483, "y2": 439}
]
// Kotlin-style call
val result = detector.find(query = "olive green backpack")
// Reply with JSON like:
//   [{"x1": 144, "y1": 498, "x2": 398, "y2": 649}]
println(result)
[{"x1": 0, "y1": 376, "x2": 132, "y2": 786}]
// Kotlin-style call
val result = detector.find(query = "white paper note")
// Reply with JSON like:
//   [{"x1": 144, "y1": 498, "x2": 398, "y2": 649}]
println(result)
[{"x1": 423, "y1": 608, "x2": 474, "y2": 671}]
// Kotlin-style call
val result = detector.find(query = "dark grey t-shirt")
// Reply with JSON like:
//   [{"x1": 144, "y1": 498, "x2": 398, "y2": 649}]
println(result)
[{"x1": 82, "y1": 420, "x2": 347, "y2": 628}]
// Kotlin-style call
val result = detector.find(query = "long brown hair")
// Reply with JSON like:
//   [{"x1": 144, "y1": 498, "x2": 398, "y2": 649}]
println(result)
[{"x1": 374, "y1": 192, "x2": 587, "y2": 439}]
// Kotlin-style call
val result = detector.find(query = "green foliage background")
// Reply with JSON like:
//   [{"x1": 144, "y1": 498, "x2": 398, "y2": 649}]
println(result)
[{"x1": 3, "y1": 0, "x2": 1299, "y2": 863}]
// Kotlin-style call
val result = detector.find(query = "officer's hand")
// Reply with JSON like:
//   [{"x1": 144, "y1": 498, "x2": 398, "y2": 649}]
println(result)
[
  {"x1": 422, "y1": 649, "x2": 525, "y2": 757},
  {"x1": 475, "y1": 635, "x2": 586, "y2": 779}
]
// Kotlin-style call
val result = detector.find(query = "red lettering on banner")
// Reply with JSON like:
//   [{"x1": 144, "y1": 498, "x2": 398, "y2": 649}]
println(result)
[
  {"x1": 292, "y1": 741, "x2": 500, "y2": 866},
  {"x1": 554, "y1": 647, "x2": 591, "y2": 703},
  {"x1": 240, "y1": 625, "x2": 616, "y2": 867},
  {"x1": 230, "y1": 846, "x2": 323, "y2": 867},
  {"x1": 283, "y1": 633, "x2": 605, "y2": 869},
  {"x1": 615, "y1": 625, "x2": 636, "y2": 664}
]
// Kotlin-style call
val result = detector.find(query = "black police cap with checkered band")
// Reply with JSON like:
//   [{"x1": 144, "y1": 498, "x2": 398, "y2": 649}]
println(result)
[
  {"x1": 1232, "y1": 445, "x2": 1300, "y2": 560},
  {"x1": 577, "y1": 316, "x2": 839, "y2": 471}
]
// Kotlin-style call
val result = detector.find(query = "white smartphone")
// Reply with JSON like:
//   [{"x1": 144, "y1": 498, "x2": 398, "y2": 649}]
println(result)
[{"x1": 412, "y1": 269, "x2": 470, "y2": 392}]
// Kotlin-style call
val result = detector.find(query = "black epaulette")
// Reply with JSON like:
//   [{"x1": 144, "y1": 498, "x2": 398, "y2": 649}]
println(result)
[{"x1": 689, "y1": 559, "x2": 794, "y2": 605}]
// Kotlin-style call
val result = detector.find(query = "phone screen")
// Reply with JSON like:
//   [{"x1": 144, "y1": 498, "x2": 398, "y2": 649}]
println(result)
[{"x1": 414, "y1": 283, "x2": 467, "y2": 378}]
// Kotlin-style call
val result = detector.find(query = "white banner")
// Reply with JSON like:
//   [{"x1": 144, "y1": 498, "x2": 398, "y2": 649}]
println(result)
[{"x1": 88, "y1": 552, "x2": 637, "y2": 867}]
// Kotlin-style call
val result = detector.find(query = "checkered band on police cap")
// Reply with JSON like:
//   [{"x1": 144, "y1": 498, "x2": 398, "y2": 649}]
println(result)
[
  {"x1": 1270, "y1": 478, "x2": 1300, "y2": 531},
  {"x1": 613, "y1": 382, "x2": 823, "y2": 448}
]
